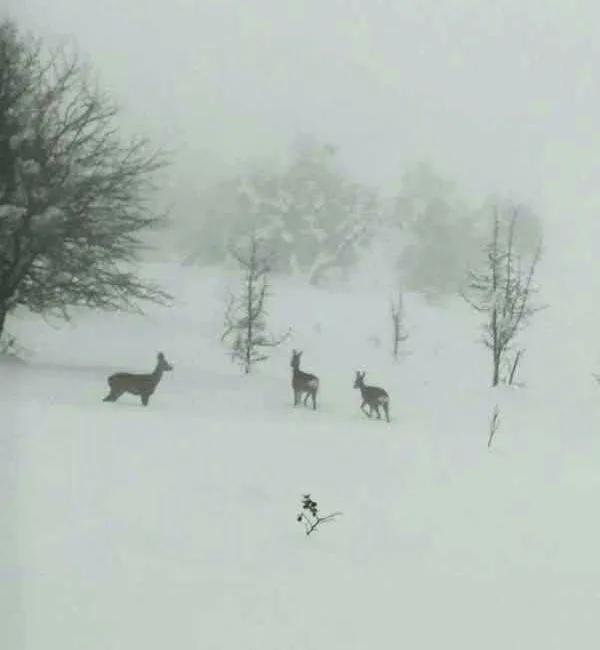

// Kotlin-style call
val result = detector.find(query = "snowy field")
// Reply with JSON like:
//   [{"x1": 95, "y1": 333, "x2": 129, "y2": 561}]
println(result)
[{"x1": 3, "y1": 262, "x2": 600, "y2": 649}]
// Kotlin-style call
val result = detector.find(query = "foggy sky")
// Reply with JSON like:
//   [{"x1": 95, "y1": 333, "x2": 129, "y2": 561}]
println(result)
[{"x1": 11, "y1": 0, "x2": 600, "y2": 293}]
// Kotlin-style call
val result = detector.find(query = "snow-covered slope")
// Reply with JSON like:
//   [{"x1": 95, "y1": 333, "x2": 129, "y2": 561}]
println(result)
[{"x1": 3, "y1": 263, "x2": 600, "y2": 650}]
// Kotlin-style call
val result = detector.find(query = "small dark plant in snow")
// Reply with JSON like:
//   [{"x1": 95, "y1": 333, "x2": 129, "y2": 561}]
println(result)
[
  {"x1": 221, "y1": 235, "x2": 290, "y2": 374},
  {"x1": 296, "y1": 494, "x2": 342, "y2": 536}
]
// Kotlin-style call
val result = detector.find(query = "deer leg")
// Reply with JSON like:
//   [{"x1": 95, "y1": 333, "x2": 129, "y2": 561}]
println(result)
[
  {"x1": 293, "y1": 390, "x2": 300, "y2": 406},
  {"x1": 375, "y1": 405, "x2": 382, "y2": 420},
  {"x1": 311, "y1": 390, "x2": 317, "y2": 411},
  {"x1": 141, "y1": 394, "x2": 150, "y2": 406},
  {"x1": 102, "y1": 388, "x2": 120, "y2": 402},
  {"x1": 383, "y1": 403, "x2": 390, "y2": 423},
  {"x1": 360, "y1": 401, "x2": 371, "y2": 417},
  {"x1": 303, "y1": 391, "x2": 310, "y2": 406}
]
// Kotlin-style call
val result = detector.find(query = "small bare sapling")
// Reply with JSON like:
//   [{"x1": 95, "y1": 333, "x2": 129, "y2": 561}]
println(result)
[
  {"x1": 390, "y1": 289, "x2": 408, "y2": 361},
  {"x1": 488, "y1": 404, "x2": 501, "y2": 448},
  {"x1": 221, "y1": 235, "x2": 290, "y2": 374},
  {"x1": 296, "y1": 494, "x2": 342, "y2": 536}
]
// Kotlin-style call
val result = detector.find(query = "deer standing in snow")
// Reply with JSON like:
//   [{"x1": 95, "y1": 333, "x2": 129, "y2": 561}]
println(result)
[
  {"x1": 290, "y1": 349, "x2": 319, "y2": 411},
  {"x1": 102, "y1": 352, "x2": 173, "y2": 406},
  {"x1": 353, "y1": 371, "x2": 390, "y2": 422}
]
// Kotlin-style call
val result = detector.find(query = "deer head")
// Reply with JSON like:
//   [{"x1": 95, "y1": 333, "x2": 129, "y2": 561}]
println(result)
[
  {"x1": 290, "y1": 349, "x2": 303, "y2": 369},
  {"x1": 353, "y1": 371, "x2": 366, "y2": 389},
  {"x1": 157, "y1": 352, "x2": 174, "y2": 372}
]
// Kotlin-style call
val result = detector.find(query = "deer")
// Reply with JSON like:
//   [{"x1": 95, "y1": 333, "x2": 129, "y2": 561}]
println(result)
[
  {"x1": 290, "y1": 349, "x2": 319, "y2": 411},
  {"x1": 353, "y1": 371, "x2": 390, "y2": 423},
  {"x1": 102, "y1": 352, "x2": 173, "y2": 406}
]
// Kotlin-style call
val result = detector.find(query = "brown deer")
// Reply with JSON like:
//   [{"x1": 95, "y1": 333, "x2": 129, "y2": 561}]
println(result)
[
  {"x1": 290, "y1": 349, "x2": 319, "y2": 411},
  {"x1": 102, "y1": 352, "x2": 173, "y2": 406},
  {"x1": 353, "y1": 371, "x2": 390, "y2": 422}
]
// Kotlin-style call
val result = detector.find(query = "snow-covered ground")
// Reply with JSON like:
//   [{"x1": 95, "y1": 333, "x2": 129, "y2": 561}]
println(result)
[{"x1": 3, "y1": 262, "x2": 600, "y2": 649}]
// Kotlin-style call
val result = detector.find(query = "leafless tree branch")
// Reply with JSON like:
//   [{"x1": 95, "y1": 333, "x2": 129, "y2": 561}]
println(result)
[
  {"x1": 222, "y1": 235, "x2": 290, "y2": 373},
  {"x1": 0, "y1": 20, "x2": 171, "y2": 336},
  {"x1": 462, "y1": 200, "x2": 542, "y2": 387}
]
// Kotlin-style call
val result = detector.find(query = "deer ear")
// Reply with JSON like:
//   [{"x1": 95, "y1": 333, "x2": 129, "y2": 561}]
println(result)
[{"x1": 158, "y1": 352, "x2": 164, "y2": 359}]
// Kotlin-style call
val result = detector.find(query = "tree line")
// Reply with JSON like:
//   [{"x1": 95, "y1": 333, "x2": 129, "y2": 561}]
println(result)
[
  {"x1": 0, "y1": 19, "x2": 544, "y2": 392},
  {"x1": 182, "y1": 140, "x2": 543, "y2": 301}
]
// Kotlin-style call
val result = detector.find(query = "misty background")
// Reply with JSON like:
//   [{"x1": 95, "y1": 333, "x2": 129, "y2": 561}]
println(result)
[{"x1": 10, "y1": 0, "x2": 600, "y2": 322}]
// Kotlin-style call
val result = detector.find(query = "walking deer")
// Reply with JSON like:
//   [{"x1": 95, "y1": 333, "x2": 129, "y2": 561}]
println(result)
[
  {"x1": 102, "y1": 352, "x2": 173, "y2": 406},
  {"x1": 290, "y1": 349, "x2": 319, "y2": 411},
  {"x1": 353, "y1": 371, "x2": 390, "y2": 422}
]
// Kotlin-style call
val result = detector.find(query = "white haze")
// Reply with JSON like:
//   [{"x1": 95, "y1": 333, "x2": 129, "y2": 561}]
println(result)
[
  {"x1": 12, "y1": 11, "x2": 597, "y2": 228},
  {"x1": 11, "y1": 0, "x2": 600, "y2": 463},
  {"x1": 9, "y1": 0, "x2": 600, "y2": 386},
  {"x1": 13, "y1": 3, "x2": 600, "y2": 194},
  {"x1": 5, "y1": 3, "x2": 600, "y2": 645}
]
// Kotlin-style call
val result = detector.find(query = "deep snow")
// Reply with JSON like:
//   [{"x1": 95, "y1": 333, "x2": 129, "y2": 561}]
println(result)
[{"x1": 3, "y1": 262, "x2": 600, "y2": 650}]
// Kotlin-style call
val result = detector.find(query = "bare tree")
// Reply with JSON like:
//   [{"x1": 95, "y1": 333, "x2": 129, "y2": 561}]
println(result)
[
  {"x1": 0, "y1": 21, "x2": 171, "y2": 338},
  {"x1": 390, "y1": 288, "x2": 408, "y2": 361},
  {"x1": 462, "y1": 201, "x2": 542, "y2": 387},
  {"x1": 221, "y1": 236, "x2": 289, "y2": 374}
]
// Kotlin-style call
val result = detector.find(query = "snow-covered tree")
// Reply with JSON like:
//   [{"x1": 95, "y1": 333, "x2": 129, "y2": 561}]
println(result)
[
  {"x1": 267, "y1": 136, "x2": 380, "y2": 284},
  {"x1": 391, "y1": 161, "x2": 479, "y2": 301},
  {"x1": 462, "y1": 200, "x2": 543, "y2": 387},
  {"x1": 0, "y1": 20, "x2": 171, "y2": 337},
  {"x1": 186, "y1": 136, "x2": 380, "y2": 285},
  {"x1": 221, "y1": 235, "x2": 289, "y2": 374}
]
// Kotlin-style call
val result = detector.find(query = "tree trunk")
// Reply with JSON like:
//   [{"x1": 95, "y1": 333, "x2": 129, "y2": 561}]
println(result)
[
  {"x1": 492, "y1": 356, "x2": 500, "y2": 387},
  {"x1": 491, "y1": 305, "x2": 500, "y2": 386},
  {"x1": 245, "y1": 263, "x2": 254, "y2": 375},
  {"x1": 492, "y1": 342, "x2": 501, "y2": 387},
  {"x1": 0, "y1": 302, "x2": 7, "y2": 340}
]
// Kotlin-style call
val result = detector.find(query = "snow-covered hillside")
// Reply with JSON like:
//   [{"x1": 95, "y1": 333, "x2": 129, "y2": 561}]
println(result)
[{"x1": 3, "y1": 263, "x2": 600, "y2": 650}]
